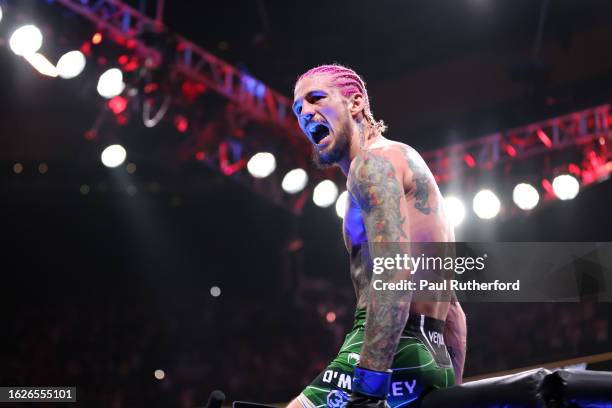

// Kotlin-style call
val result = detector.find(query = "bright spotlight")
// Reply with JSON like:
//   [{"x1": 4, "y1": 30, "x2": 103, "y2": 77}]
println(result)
[
  {"x1": 282, "y1": 168, "x2": 308, "y2": 194},
  {"x1": 247, "y1": 152, "x2": 276, "y2": 178},
  {"x1": 552, "y1": 174, "x2": 579, "y2": 200},
  {"x1": 0, "y1": 6, "x2": 3, "y2": 24},
  {"x1": 512, "y1": 183, "x2": 540, "y2": 210},
  {"x1": 443, "y1": 196, "x2": 466, "y2": 227},
  {"x1": 210, "y1": 286, "x2": 221, "y2": 297},
  {"x1": 472, "y1": 189, "x2": 501, "y2": 220},
  {"x1": 24, "y1": 53, "x2": 58, "y2": 77},
  {"x1": 56, "y1": 50, "x2": 86, "y2": 79},
  {"x1": 9, "y1": 24, "x2": 43, "y2": 56},
  {"x1": 335, "y1": 191, "x2": 349, "y2": 219},
  {"x1": 313, "y1": 179, "x2": 338, "y2": 208},
  {"x1": 97, "y1": 68, "x2": 125, "y2": 98},
  {"x1": 154, "y1": 369, "x2": 165, "y2": 380},
  {"x1": 101, "y1": 144, "x2": 127, "y2": 168}
]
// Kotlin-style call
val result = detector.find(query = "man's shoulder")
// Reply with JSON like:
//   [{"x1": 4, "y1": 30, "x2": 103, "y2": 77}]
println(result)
[
  {"x1": 347, "y1": 140, "x2": 410, "y2": 189},
  {"x1": 367, "y1": 139, "x2": 422, "y2": 159}
]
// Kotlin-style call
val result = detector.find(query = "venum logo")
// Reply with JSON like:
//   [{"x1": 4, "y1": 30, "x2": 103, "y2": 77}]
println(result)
[
  {"x1": 347, "y1": 352, "x2": 361, "y2": 366},
  {"x1": 326, "y1": 390, "x2": 349, "y2": 408},
  {"x1": 428, "y1": 331, "x2": 444, "y2": 347}
]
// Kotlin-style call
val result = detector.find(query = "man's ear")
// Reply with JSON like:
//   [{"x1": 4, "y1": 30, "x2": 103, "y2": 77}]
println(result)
[{"x1": 349, "y1": 93, "x2": 366, "y2": 118}]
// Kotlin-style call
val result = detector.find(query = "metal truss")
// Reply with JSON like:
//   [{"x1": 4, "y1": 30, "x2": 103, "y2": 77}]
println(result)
[
  {"x1": 52, "y1": 0, "x2": 302, "y2": 139},
  {"x1": 423, "y1": 104, "x2": 612, "y2": 184},
  {"x1": 49, "y1": 0, "x2": 310, "y2": 214}
]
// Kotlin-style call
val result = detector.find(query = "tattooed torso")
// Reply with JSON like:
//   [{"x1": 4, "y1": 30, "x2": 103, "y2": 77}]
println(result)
[{"x1": 343, "y1": 142, "x2": 454, "y2": 317}]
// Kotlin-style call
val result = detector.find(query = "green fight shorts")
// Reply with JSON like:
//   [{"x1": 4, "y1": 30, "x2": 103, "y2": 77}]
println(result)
[{"x1": 297, "y1": 309, "x2": 455, "y2": 408}]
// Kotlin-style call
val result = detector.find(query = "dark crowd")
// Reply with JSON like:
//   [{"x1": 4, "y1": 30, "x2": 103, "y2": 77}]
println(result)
[{"x1": 3, "y1": 288, "x2": 611, "y2": 407}]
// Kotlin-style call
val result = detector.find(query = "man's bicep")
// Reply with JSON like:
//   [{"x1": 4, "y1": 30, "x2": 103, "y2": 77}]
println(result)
[{"x1": 348, "y1": 150, "x2": 409, "y2": 243}]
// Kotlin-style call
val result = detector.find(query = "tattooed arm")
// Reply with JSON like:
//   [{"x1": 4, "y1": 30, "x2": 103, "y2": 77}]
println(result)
[{"x1": 348, "y1": 148, "x2": 412, "y2": 372}]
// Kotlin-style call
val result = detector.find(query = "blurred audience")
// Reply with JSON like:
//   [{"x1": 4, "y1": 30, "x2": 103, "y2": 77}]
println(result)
[{"x1": 2, "y1": 295, "x2": 610, "y2": 407}]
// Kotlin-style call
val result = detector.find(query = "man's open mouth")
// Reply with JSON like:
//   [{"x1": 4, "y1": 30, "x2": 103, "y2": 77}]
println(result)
[{"x1": 307, "y1": 123, "x2": 331, "y2": 145}]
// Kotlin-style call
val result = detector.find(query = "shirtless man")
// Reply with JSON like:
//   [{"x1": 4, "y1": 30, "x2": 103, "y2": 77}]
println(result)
[{"x1": 287, "y1": 65, "x2": 467, "y2": 408}]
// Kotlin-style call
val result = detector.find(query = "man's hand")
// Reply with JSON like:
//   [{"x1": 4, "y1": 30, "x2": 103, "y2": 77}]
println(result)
[
  {"x1": 346, "y1": 366, "x2": 391, "y2": 408},
  {"x1": 346, "y1": 394, "x2": 389, "y2": 408}
]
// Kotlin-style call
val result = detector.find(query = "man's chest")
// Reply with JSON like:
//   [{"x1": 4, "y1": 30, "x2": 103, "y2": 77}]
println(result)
[{"x1": 342, "y1": 198, "x2": 368, "y2": 254}]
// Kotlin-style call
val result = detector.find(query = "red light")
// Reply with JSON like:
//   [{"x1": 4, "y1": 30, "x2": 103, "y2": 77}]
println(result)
[
  {"x1": 582, "y1": 170, "x2": 595, "y2": 184},
  {"x1": 174, "y1": 115, "x2": 188, "y2": 133},
  {"x1": 116, "y1": 114, "x2": 128, "y2": 126},
  {"x1": 118, "y1": 55, "x2": 129, "y2": 65},
  {"x1": 181, "y1": 81, "x2": 206, "y2": 102},
  {"x1": 108, "y1": 96, "x2": 128, "y2": 115},
  {"x1": 541, "y1": 179, "x2": 553, "y2": 195},
  {"x1": 92, "y1": 32, "x2": 103, "y2": 45},
  {"x1": 195, "y1": 151, "x2": 206, "y2": 161},
  {"x1": 218, "y1": 142, "x2": 246, "y2": 175},
  {"x1": 326, "y1": 311, "x2": 336, "y2": 323},
  {"x1": 505, "y1": 145, "x2": 517, "y2": 157},
  {"x1": 600, "y1": 136, "x2": 606, "y2": 146},
  {"x1": 123, "y1": 59, "x2": 140, "y2": 72},
  {"x1": 568, "y1": 163, "x2": 581, "y2": 176},
  {"x1": 144, "y1": 83, "x2": 159, "y2": 94},
  {"x1": 80, "y1": 42, "x2": 92, "y2": 56},
  {"x1": 463, "y1": 154, "x2": 476, "y2": 168},
  {"x1": 537, "y1": 129, "x2": 553, "y2": 148}
]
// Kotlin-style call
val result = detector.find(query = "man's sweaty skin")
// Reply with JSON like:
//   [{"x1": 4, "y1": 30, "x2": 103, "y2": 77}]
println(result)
[{"x1": 287, "y1": 69, "x2": 466, "y2": 408}]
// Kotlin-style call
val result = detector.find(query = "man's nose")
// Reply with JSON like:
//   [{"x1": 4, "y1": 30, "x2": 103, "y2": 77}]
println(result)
[
  {"x1": 299, "y1": 102, "x2": 316, "y2": 121},
  {"x1": 300, "y1": 112, "x2": 314, "y2": 125}
]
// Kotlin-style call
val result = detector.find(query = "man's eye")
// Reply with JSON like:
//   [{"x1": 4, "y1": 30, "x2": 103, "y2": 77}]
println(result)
[{"x1": 309, "y1": 95, "x2": 325, "y2": 103}]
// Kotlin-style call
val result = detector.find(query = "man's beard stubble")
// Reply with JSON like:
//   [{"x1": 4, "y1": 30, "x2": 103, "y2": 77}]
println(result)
[{"x1": 312, "y1": 121, "x2": 352, "y2": 169}]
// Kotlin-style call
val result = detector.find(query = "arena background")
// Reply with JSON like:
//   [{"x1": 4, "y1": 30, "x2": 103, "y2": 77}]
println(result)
[{"x1": 2, "y1": 1, "x2": 612, "y2": 406}]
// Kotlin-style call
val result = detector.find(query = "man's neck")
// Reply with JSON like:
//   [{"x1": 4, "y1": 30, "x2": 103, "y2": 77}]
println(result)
[{"x1": 338, "y1": 123, "x2": 383, "y2": 176}]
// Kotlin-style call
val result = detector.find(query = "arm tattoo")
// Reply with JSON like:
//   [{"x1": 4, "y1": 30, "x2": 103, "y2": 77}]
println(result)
[
  {"x1": 405, "y1": 152, "x2": 432, "y2": 215},
  {"x1": 348, "y1": 152, "x2": 412, "y2": 371},
  {"x1": 348, "y1": 153, "x2": 407, "y2": 242},
  {"x1": 360, "y1": 290, "x2": 412, "y2": 371}
]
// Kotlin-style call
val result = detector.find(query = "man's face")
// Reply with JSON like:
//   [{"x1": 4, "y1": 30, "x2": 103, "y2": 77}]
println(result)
[{"x1": 293, "y1": 74, "x2": 353, "y2": 167}]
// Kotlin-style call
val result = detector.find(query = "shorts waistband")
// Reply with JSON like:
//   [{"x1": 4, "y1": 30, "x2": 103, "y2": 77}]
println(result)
[
  {"x1": 405, "y1": 313, "x2": 445, "y2": 334},
  {"x1": 353, "y1": 308, "x2": 445, "y2": 334}
]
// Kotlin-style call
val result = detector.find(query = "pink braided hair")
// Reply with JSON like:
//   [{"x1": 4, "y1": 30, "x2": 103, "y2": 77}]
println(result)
[{"x1": 296, "y1": 64, "x2": 387, "y2": 133}]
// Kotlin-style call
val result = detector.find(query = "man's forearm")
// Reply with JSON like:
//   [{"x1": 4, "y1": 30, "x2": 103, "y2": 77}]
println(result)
[{"x1": 359, "y1": 285, "x2": 412, "y2": 371}]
